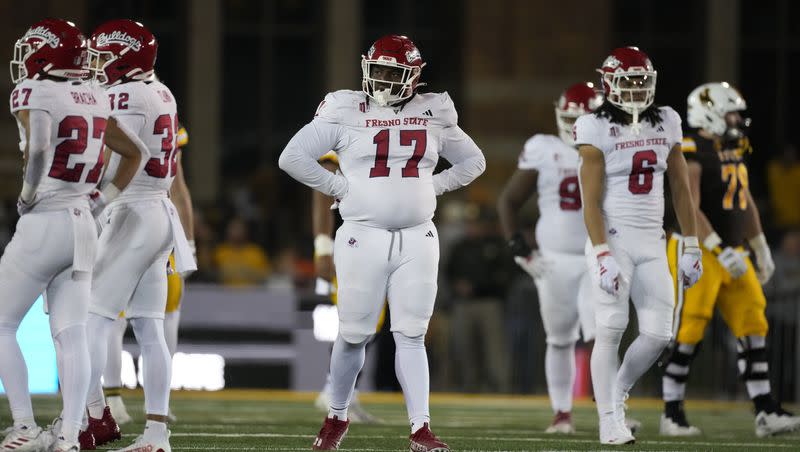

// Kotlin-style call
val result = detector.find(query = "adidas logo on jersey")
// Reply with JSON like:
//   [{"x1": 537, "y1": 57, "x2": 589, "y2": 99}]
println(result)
[
  {"x1": 422, "y1": 109, "x2": 433, "y2": 117},
  {"x1": 425, "y1": 230, "x2": 434, "y2": 238},
  {"x1": 657, "y1": 125, "x2": 665, "y2": 132},
  {"x1": 609, "y1": 126, "x2": 619, "y2": 137}
]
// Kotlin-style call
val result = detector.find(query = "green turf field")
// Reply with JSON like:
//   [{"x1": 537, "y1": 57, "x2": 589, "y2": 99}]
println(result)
[{"x1": 2, "y1": 390, "x2": 799, "y2": 451}]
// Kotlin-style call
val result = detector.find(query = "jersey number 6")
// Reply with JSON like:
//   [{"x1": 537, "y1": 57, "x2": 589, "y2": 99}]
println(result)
[
  {"x1": 369, "y1": 129, "x2": 427, "y2": 178},
  {"x1": 628, "y1": 149, "x2": 657, "y2": 194}
]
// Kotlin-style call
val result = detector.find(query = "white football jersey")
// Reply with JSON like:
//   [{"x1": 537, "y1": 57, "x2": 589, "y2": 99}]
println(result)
[
  {"x1": 518, "y1": 134, "x2": 587, "y2": 254},
  {"x1": 574, "y1": 107, "x2": 682, "y2": 229},
  {"x1": 101, "y1": 80, "x2": 179, "y2": 201},
  {"x1": 312, "y1": 90, "x2": 481, "y2": 229},
  {"x1": 10, "y1": 79, "x2": 110, "y2": 206}
]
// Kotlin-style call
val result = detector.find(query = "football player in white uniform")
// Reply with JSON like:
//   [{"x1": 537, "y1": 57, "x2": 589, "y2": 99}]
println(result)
[
  {"x1": 575, "y1": 47, "x2": 703, "y2": 445},
  {"x1": 497, "y1": 82, "x2": 602, "y2": 434},
  {"x1": 2, "y1": 19, "x2": 144, "y2": 452},
  {"x1": 280, "y1": 34, "x2": 485, "y2": 451},
  {"x1": 82, "y1": 20, "x2": 195, "y2": 452}
]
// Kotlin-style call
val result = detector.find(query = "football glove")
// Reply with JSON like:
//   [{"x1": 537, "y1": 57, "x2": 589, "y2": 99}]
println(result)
[
  {"x1": 507, "y1": 232, "x2": 532, "y2": 258},
  {"x1": 595, "y1": 244, "x2": 624, "y2": 296},
  {"x1": 679, "y1": 236, "x2": 703, "y2": 288}
]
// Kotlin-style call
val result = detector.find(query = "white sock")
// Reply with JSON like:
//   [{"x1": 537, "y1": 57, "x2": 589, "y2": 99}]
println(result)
[
  {"x1": 591, "y1": 327, "x2": 624, "y2": 416},
  {"x1": 53, "y1": 324, "x2": 90, "y2": 444},
  {"x1": 0, "y1": 323, "x2": 35, "y2": 427},
  {"x1": 662, "y1": 342, "x2": 696, "y2": 402},
  {"x1": 87, "y1": 313, "x2": 116, "y2": 419},
  {"x1": 737, "y1": 335, "x2": 771, "y2": 398},
  {"x1": 327, "y1": 334, "x2": 367, "y2": 420},
  {"x1": 130, "y1": 318, "x2": 172, "y2": 416},
  {"x1": 143, "y1": 419, "x2": 168, "y2": 441},
  {"x1": 545, "y1": 342, "x2": 576, "y2": 413},
  {"x1": 164, "y1": 310, "x2": 180, "y2": 358},
  {"x1": 393, "y1": 332, "x2": 430, "y2": 433},
  {"x1": 615, "y1": 333, "x2": 669, "y2": 407},
  {"x1": 103, "y1": 317, "x2": 127, "y2": 390}
]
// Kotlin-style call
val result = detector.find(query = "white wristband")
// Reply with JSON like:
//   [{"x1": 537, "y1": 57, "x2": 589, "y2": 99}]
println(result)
[
  {"x1": 314, "y1": 234, "x2": 334, "y2": 257},
  {"x1": 683, "y1": 236, "x2": 699, "y2": 248},
  {"x1": 102, "y1": 183, "x2": 121, "y2": 203},
  {"x1": 593, "y1": 243, "x2": 610, "y2": 257},
  {"x1": 748, "y1": 233, "x2": 768, "y2": 251},
  {"x1": 703, "y1": 232, "x2": 722, "y2": 252}
]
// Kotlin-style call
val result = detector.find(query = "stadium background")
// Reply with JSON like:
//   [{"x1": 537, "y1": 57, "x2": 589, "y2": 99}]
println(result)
[{"x1": 0, "y1": 0, "x2": 799, "y2": 406}]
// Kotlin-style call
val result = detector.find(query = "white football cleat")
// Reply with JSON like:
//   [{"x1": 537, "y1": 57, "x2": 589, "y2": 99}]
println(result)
[
  {"x1": 755, "y1": 410, "x2": 800, "y2": 438},
  {"x1": 544, "y1": 411, "x2": 575, "y2": 434},
  {"x1": 107, "y1": 395, "x2": 134, "y2": 425},
  {"x1": 599, "y1": 415, "x2": 635, "y2": 445},
  {"x1": 659, "y1": 414, "x2": 701, "y2": 436},
  {"x1": 50, "y1": 438, "x2": 79, "y2": 452},
  {"x1": 0, "y1": 425, "x2": 45, "y2": 451},
  {"x1": 111, "y1": 433, "x2": 172, "y2": 452}
]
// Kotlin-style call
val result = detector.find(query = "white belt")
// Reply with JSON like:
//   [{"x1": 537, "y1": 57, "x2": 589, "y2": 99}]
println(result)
[{"x1": 162, "y1": 198, "x2": 196, "y2": 273}]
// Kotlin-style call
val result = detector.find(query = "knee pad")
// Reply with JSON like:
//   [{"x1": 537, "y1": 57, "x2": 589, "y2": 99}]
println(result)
[
  {"x1": 130, "y1": 317, "x2": 166, "y2": 347},
  {"x1": 594, "y1": 326, "x2": 625, "y2": 348},
  {"x1": 393, "y1": 332, "x2": 425, "y2": 350}
]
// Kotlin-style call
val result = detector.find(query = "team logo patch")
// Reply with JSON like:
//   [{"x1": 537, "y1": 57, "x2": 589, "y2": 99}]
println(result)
[
  {"x1": 367, "y1": 45, "x2": 376, "y2": 59},
  {"x1": 73, "y1": 208, "x2": 81, "y2": 217},
  {"x1": 24, "y1": 26, "x2": 60, "y2": 48},
  {"x1": 348, "y1": 237, "x2": 358, "y2": 248},
  {"x1": 95, "y1": 31, "x2": 142, "y2": 51},
  {"x1": 603, "y1": 55, "x2": 622, "y2": 69},
  {"x1": 608, "y1": 228, "x2": 617, "y2": 236},
  {"x1": 405, "y1": 48, "x2": 421, "y2": 64}
]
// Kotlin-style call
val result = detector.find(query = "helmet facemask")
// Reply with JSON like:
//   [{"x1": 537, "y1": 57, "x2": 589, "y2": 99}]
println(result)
[
  {"x1": 555, "y1": 108, "x2": 582, "y2": 147},
  {"x1": 361, "y1": 58, "x2": 422, "y2": 106},
  {"x1": 603, "y1": 70, "x2": 656, "y2": 126}
]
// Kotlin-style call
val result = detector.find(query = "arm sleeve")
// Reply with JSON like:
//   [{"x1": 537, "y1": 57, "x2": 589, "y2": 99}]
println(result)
[
  {"x1": 433, "y1": 125, "x2": 486, "y2": 195},
  {"x1": 24, "y1": 109, "x2": 52, "y2": 188},
  {"x1": 278, "y1": 119, "x2": 349, "y2": 198}
]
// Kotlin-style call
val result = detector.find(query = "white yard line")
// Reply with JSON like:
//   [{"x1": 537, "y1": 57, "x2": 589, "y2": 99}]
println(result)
[{"x1": 154, "y1": 432, "x2": 800, "y2": 449}]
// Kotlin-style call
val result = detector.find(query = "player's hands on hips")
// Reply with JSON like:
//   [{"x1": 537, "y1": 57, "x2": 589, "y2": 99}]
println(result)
[
  {"x1": 331, "y1": 169, "x2": 348, "y2": 210},
  {"x1": 595, "y1": 244, "x2": 623, "y2": 295},
  {"x1": 514, "y1": 250, "x2": 552, "y2": 279},
  {"x1": 679, "y1": 236, "x2": 703, "y2": 288},
  {"x1": 716, "y1": 246, "x2": 748, "y2": 279},
  {"x1": 88, "y1": 189, "x2": 108, "y2": 217},
  {"x1": 749, "y1": 233, "x2": 775, "y2": 284},
  {"x1": 16, "y1": 196, "x2": 35, "y2": 216}
]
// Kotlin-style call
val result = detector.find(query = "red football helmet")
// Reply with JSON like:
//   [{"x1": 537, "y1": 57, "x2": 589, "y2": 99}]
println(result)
[
  {"x1": 555, "y1": 82, "x2": 604, "y2": 146},
  {"x1": 10, "y1": 18, "x2": 89, "y2": 84},
  {"x1": 361, "y1": 35, "x2": 425, "y2": 106},
  {"x1": 597, "y1": 46, "x2": 656, "y2": 116},
  {"x1": 88, "y1": 19, "x2": 157, "y2": 86}
]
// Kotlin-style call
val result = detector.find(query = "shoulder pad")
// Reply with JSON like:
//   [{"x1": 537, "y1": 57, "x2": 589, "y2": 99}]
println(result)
[
  {"x1": 106, "y1": 82, "x2": 148, "y2": 114},
  {"x1": 314, "y1": 90, "x2": 365, "y2": 124},
  {"x1": 415, "y1": 92, "x2": 457, "y2": 127},
  {"x1": 10, "y1": 79, "x2": 54, "y2": 113}
]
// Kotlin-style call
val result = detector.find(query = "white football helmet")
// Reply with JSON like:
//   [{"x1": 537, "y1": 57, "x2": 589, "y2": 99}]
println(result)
[{"x1": 687, "y1": 82, "x2": 747, "y2": 136}]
